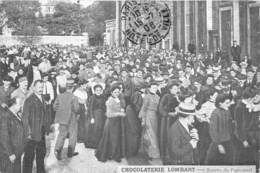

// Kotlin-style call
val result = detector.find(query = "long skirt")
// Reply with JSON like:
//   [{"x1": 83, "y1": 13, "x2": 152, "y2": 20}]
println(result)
[
  {"x1": 159, "y1": 115, "x2": 177, "y2": 164},
  {"x1": 77, "y1": 104, "x2": 86, "y2": 142},
  {"x1": 125, "y1": 105, "x2": 141, "y2": 158},
  {"x1": 44, "y1": 104, "x2": 53, "y2": 134},
  {"x1": 236, "y1": 135, "x2": 258, "y2": 166},
  {"x1": 0, "y1": 154, "x2": 21, "y2": 173},
  {"x1": 139, "y1": 110, "x2": 160, "y2": 159},
  {"x1": 195, "y1": 121, "x2": 211, "y2": 165},
  {"x1": 85, "y1": 109, "x2": 106, "y2": 149},
  {"x1": 205, "y1": 140, "x2": 233, "y2": 165},
  {"x1": 95, "y1": 117, "x2": 125, "y2": 162}
]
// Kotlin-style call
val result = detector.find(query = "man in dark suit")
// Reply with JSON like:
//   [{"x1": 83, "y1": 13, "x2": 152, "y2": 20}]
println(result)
[
  {"x1": 0, "y1": 97, "x2": 25, "y2": 173},
  {"x1": 22, "y1": 80, "x2": 46, "y2": 173},
  {"x1": 231, "y1": 40, "x2": 241, "y2": 66},
  {"x1": 184, "y1": 64, "x2": 195, "y2": 82},
  {"x1": 0, "y1": 57, "x2": 8, "y2": 82},
  {"x1": 243, "y1": 68, "x2": 256, "y2": 89},
  {"x1": 0, "y1": 76, "x2": 14, "y2": 108},
  {"x1": 167, "y1": 102, "x2": 199, "y2": 165}
]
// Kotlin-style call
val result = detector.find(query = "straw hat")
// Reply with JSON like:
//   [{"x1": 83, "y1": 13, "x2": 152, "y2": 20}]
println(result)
[{"x1": 176, "y1": 102, "x2": 197, "y2": 116}]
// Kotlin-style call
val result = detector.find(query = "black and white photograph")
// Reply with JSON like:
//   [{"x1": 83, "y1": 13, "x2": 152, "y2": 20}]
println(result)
[{"x1": 0, "y1": 0, "x2": 259, "y2": 173}]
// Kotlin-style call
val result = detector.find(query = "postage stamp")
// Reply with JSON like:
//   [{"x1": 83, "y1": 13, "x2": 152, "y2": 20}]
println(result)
[{"x1": 121, "y1": 0, "x2": 171, "y2": 45}]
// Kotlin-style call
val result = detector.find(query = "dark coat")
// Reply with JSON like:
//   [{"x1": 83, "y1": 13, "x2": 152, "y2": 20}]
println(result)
[
  {"x1": 125, "y1": 91, "x2": 143, "y2": 157},
  {"x1": 26, "y1": 64, "x2": 33, "y2": 89},
  {"x1": 195, "y1": 90, "x2": 207, "y2": 110},
  {"x1": 22, "y1": 93, "x2": 46, "y2": 142},
  {"x1": 0, "y1": 86, "x2": 14, "y2": 105},
  {"x1": 206, "y1": 108, "x2": 233, "y2": 165},
  {"x1": 242, "y1": 80, "x2": 255, "y2": 90},
  {"x1": 122, "y1": 77, "x2": 135, "y2": 105},
  {"x1": 0, "y1": 61, "x2": 8, "y2": 80},
  {"x1": 209, "y1": 108, "x2": 232, "y2": 144},
  {"x1": 0, "y1": 109, "x2": 25, "y2": 157},
  {"x1": 156, "y1": 86, "x2": 168, "y2": 98},
  {"x1": 85, "y1": 94, "x2": 106, "y2": 148},
  {"x1": 95, "y1": 97, "x2": 126, "y2": 162},
  {"x1": 233, "y1": 101, "x2": 259, "y2": 165},
  {"x1": 234, "y1": 101, "x2": 256, "y2": 143},
  {"x1": 167, "y1": 120, "x2": 196, "y2": 165},
  {"x1": 158, "y1": 93, "x2": 179, "y2": 160},
  {"x1": 231, "y1": 45, "x2": 241, "y2": 61}
]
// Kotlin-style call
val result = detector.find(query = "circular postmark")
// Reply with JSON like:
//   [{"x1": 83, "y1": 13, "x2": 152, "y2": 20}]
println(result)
[{"x1": 121, "y1": 0, "x2": 171, "y2": 45}]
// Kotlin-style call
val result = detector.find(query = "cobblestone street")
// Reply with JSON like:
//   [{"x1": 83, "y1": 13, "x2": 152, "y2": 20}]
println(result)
[{"x1": 42, "y1": 125, "x2": 162, "y2": 173}]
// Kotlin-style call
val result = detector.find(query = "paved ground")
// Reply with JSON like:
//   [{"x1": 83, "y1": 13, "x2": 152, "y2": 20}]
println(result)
[{"x1": 42, "y1": 125, "x2": 162, "y2": 173}]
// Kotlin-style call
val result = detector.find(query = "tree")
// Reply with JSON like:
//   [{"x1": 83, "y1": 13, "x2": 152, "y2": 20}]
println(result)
[
  {"x1": 41, "y1": 2, "x2": 82, "y2": 35},
  {"x1": 82, "y1": 1, "x2": 116, "y2": 45},
  {"x1": 0, "y1": 0, "x2": 42, "y2": 45},
  {"x1": 0, "y1": 10, "x2": 8, "y2": 34},
  {"x1": 41, "y1": 1, "x2": 116, "y2": 45}
]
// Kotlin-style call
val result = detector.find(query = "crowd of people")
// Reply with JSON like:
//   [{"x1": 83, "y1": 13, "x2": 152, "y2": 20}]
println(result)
[{"x1": 0, "y1": 42, "x2": 259, "y2": 173}]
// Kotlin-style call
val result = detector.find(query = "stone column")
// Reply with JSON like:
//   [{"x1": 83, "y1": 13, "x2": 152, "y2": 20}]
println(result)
[
  {"x1": 121, "y1": 0, "x2": 126, "y2": 46},
  {"x1": 184, "y1": 0, "x2": 189, "y2": 52},
  {"x1": 233, "y1": 1, "x2": 240, "y2": 44},
  {"x1": 115, "y1": 1, "x2": 121, "y2": 47},
  {"x1": 206, "y1": 0, "x2": 213, "y2": 31},
  {"x1": 206, "y1": 0, "x2": 213, "y2": 51},
  {"x1": 112, "y1": 29, "x2": 115, "y2": 46},
  {"x1": 156, "y1": 42, "x2": 160, "y2": 49},
  {"x1": 145, "y1": 39, "x2": 150, "y2": 50},
  {"x1": 195, "y1": 0, "x2": 199, "y2": 55},
  {"x1": 176, "y1": 1, "x2": 182, "y2": 49},
  {"x1": 162, "y1": 39, "x2": 165, "y2": 49},
  {"x1": 169, "y1": 1, "x2": 174, "y2": 50}
]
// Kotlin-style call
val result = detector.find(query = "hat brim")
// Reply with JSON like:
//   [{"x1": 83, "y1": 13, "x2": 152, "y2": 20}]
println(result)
[
  {"x1": 66, "y1": 83, "x2": 77, "y2": 87},
  {"x1": 175, "y1": 107, "x2": 197, "y2": 116}
]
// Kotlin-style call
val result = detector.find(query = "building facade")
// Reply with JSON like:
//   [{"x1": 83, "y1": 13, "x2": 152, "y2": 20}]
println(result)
[
  {"x1": 40, "y1": 0, "x2": 73, "y2": 16},
  {"x1": 108, "y1": 0, "x2": 260, "y2": 65},
  {"x1": 104, "y1": 19, "x2": 116, "y2": 46}
]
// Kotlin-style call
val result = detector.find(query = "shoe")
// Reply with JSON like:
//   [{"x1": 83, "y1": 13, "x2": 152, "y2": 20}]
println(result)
[
  {"x1": 67, "y1": 146, "x2": 79, "y2": 158},
  {"x1": 54, "y1": 149, "x2": 62, "y2": 160},
  {"x1": 114, "y1": 158, "x2": 121, "y2": 163},
  {"x1": 68, "y1": 152, "x2": 79, "y2": 158}
]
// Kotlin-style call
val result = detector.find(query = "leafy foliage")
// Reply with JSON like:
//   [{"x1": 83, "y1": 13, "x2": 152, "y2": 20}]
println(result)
[
  {"x1": 0, "y1": 1, "x2": 116, "y2": 46},
  {"x1": 41, "y1": 1, "x2": 116, "y2": 45},
  {"x1": 0, "y1": 0, "x2": 41, "y2": 35},
  {"x1": 0, "y1": 0, "x2": 42, "y2": 45},
  {"x1": 82, "y1": 1, "x2": 116, "y2": 45},
  {"x1": 41, "y1": 2, "x2": 82, "y2": 35}
]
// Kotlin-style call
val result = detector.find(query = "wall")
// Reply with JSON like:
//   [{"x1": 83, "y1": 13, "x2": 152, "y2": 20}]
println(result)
[{"x1": 0, "y1": 35, "x2": 89, "y2": 46}]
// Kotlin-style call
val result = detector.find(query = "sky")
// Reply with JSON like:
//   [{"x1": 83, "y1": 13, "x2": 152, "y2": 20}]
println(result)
[
  {"x1": 74, "y1": 0, "x2": 96, "y2": 7},
  {"x1": 38, "y1": 0, "x2": 96, "y2": 8}
]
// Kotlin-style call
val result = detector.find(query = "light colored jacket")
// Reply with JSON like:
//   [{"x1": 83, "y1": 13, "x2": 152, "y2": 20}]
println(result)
[{"x1": 54, "y1": 92, "x2": 79, "y2": 125}]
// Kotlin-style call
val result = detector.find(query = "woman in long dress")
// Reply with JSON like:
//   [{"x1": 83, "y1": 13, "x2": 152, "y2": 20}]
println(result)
[
  {"x1": 139, "y1": 82, "x2": 160, "y2": 160},
  {"x1": 125, "y1": 85, "x2": 145, "y2": 157},
  {"x1": 73, "y1": 80, "x2": 88, "y2": 142},
  {"x1": 205, "y1": 94, "x2": 233, "y2": 165},
  {"x1": 42, "y1": 73, "x2": 55, "y2": 134},
  {"x1": 85, "y1": 84, "x2": 106, "y2": 148},
  {"x1": 95, "y1": 85, "x2": 126, "y2": 162},
  {"x1": 158, "y1": 82, "x2": 180, "y2": 163}
]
